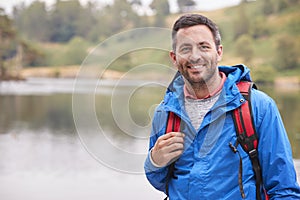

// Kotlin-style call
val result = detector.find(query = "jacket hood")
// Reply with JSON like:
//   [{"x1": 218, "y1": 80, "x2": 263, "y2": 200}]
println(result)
[{"x1": 219, "y1": 64, "x2": 252, "y2": 84}]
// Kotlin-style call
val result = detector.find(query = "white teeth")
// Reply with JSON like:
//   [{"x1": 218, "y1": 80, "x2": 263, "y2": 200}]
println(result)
[{"x1": 191, "y1": 65, "x2": 202, "y2": 69}]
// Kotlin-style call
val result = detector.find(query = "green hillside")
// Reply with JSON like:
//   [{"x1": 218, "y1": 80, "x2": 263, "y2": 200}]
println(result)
[
  {"x1": 89, "y1": 1, "x2": 300, "y2": 83},
  {"x1": 1, "y1": 0, "x2": 299, "y2": 83},
  {"x1": 93, "y1": 0, "x2": 300, "y2": 81},
  {"x1": 165, "y1": 1, "x2": 300, "y2": 83}
]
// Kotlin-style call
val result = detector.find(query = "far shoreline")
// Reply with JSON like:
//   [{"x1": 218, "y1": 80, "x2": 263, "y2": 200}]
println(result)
[
  {"x1": 19, "y1": 65, "x2": 300, "y2": 90},
  {"x1": 2, "y1": 66, "x2": 300, "y2": 91}
]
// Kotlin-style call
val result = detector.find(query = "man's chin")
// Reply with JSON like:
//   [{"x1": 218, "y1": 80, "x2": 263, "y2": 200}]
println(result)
[{"x1": 186, "y1": 76, "x2": 206, "y2": 86}]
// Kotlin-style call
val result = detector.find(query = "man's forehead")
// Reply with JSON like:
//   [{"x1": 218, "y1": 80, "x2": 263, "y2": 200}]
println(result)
[
  {"x1": 176, "y1": 24, "x2": 213, "y2": 37},
  {"x1": 176, "y1": 25, "x2": 215, "y2": 44}
]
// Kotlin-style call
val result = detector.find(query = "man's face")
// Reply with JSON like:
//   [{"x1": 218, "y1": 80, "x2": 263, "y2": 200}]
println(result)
[{"x1": 170, "y1": 25, "x2": 223, "y2": 87}]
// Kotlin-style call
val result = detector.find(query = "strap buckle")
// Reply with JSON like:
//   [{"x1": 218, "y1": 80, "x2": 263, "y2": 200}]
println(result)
[{"x1": 248, "y1": 149, "x2": 258, "y2": 159}]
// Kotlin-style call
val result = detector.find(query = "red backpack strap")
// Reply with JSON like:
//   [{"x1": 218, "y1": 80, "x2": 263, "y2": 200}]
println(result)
[
  {"x1": 232, "y1": 81, "x2": 267, "y2": 200},
  {"x1": 165, "y1": 111, "x2": 181, "y2": 133},
  {"x1": 164, "y1": 111, "x2": 181, "y2": 200},
  {"x1": 233, "y1": 81, "x2": 258, "y2": 151}
]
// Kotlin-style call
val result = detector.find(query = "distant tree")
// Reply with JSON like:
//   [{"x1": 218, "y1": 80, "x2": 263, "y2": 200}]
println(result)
[
  {"x1": 252, "y1": 65, "x2": 276, "y2": 84},
  {"x1": 129, "y1": 0, "x2": 142, "y2": 5},
  {"x1": 262, "y1": 0, "x2": 274, "y2": 16},
  {"x1": 250, "y1": 16, "x2": 270, "y2": 39},
  {"x1": 275, "y1": 0, "x2": 289, "y2": 13},
  {"x1": 75, "y1": 1, "x2": 98, "y2": 39},
  {"x1": 150, "y1": 0, "x2": 170, "y2": 27},
  {"x1": 275, "y1": 0, "x2": 300, "y2": 12},
  {"x1": 287, "y1": 0, "x2": 300, "y2": 5},
  {"x1": 0, "y1": 8, "x2": 43, "y2": 76},
  {"x1": 13, "y1": 0, "x2": 100, "y2": 43},
  {"x1": 177, "y1": 0, "x2": 196, "y2": 13},
  {"x1": 13, "y1": 1, "x2": 50, "y2": 41},
  {"x1": 13, "y1": 3, "x2": 26, "y2": 35},
  {"x1": 87, "y1": 9, "x2": 111, "y2": 42},
  {"x1": 128, "y1": 0, "x2": 144, "y2": 15},
  {"x1": 19, "y1": 40, "x2": 45, "y2": 67},
  {"x1": 49, "y1": 0, "x2": 84, "y2": 42},
  {"x1": 235, "y1": 34, "x2": 254, "y2": 63},
  {"x1": 150, "y1": 0, "x2": 170, "y2": 16},
  {"x1": 233, "y1": 4, "x2": 250, "y2": 39},
  {"x1": 102, "y1": 0, "x2": 139, "y2": 33},
  {"x1": 274, "y1": 34, "x2": 299, "y2": 70},
  {"x1": 0, "y1": 8, "x2": 17, "y2": 78},
  {"x1": 287, "y1": 17, "x2": 300, "y2": 36},
  {"x1": 64, "y1": 37, "x2": 88, "y2": 65}
]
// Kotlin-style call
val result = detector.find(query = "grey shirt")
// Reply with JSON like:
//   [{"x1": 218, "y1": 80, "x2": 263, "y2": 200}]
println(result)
[{"x1": 185, "y1": 93, "x2": 220, "y2": 130}]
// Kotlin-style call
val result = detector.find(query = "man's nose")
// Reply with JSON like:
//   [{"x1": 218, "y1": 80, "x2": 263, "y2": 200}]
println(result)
[{"x1": 189, "y1": 48, "x2": 202, "y2": 64}]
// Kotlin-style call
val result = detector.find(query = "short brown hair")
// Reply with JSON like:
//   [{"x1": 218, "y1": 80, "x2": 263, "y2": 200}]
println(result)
[{"x1": 172, "y1": 14, "x2": 221, "y2": 51}]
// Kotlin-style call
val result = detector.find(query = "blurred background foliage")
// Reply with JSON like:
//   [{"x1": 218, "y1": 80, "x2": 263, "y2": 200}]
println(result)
[{"x1": 0, "y1": 0, "x2": 299, "y2": 83}]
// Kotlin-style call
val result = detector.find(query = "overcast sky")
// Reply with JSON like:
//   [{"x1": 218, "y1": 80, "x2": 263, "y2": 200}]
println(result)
[{"x1": 0, "y1": 0, "x2": 242, "y2": 15}]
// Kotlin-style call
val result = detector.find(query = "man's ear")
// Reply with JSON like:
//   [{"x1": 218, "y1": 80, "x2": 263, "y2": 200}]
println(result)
[
  {"x1": 169, "y1": 51, "x2": 177, "y2": 65},
  {"x1": 217, "y1": 45, "x2": 223, "y2": 62}
]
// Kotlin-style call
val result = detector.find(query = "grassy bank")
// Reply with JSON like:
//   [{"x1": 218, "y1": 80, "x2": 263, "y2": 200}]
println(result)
[
  {"x1": 5, "y1": 1, "x2": 298, "y2": 86},
  {"x1": 19, "y1": 66, "x2": 300, "y2": 91},
  {"x1": 20, "y1": 66, "x2": 124, "y2": 79}
]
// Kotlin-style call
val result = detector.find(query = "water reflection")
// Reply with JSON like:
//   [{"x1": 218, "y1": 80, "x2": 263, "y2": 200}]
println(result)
[
  {"x1": 0, "y1": 78, "x2": 299, "y2": 199},
  {"x1": 260, "y1": 86, "x2": 300, "y2": 158},
  {"x1": 0, "y1": 94, "x2": 74, "y2": 134},
  {"x1": 0, "y1": 130, "x2": 163, "y2": 200},
  {"x1": 0, "y1": 78, "x2": 165, "y2": 199}
]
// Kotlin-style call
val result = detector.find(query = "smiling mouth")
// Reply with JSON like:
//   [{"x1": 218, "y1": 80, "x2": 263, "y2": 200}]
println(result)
[{"x1": 188, "y1": 65, "x2": 204, "y2": 69}]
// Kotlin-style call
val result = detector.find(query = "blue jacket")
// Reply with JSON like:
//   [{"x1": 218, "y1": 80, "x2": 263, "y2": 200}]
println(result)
[{"x1": 144, "y1": 65, "x2": 300, "y2": 199}]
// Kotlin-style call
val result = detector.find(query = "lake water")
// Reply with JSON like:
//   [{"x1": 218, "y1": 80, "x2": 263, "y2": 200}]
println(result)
[{"x1": 0, "y1": 77, "x2": 299, "y2": 200}]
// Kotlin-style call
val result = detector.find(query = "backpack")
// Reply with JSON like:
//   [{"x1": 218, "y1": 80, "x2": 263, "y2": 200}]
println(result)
[{"x1": 164, "y1": 81, "x2": 269, "y2": 200}]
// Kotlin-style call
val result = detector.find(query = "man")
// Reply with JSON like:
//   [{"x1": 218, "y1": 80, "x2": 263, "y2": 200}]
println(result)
[{"x1": 144, "y1": 14, "x2": 300, "y2": 199}]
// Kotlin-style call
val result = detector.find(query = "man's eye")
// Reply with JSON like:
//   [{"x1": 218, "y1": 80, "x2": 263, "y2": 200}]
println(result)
[
  {"x1": 180, "y1": 47, "x2": 191, "y2": 53},
  {"x1": 200, "y1": 45, "x2": 209, "y2": 50}
]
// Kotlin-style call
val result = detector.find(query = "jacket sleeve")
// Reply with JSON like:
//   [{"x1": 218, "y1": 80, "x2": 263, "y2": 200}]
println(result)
[
  {"x1": 253, "y1": 90, "x2": 300, "y2": 199},
  {"x1": 144, "y1": 107, "x2": 169, "y2": 193}
]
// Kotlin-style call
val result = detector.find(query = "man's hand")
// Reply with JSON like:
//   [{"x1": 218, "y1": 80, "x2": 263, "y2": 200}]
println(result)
[{"x1": 151, "y1": 132, "x2": 185, "y2": 167}]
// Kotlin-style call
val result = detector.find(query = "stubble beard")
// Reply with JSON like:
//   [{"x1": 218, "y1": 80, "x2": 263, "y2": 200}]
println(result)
[{"x1": 181, "y1": 60, "x2": 218, "y2": 90}]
